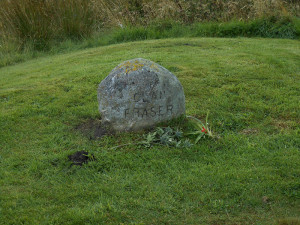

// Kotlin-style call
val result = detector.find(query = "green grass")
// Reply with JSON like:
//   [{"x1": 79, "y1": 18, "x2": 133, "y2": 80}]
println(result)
[
  {"x1": 113, "y1": 17, "x2": 300, "y2": 42},
  {"x1": 0, "y1": 37, "x2": 300, "y2": 224},
  {"x1": 1, "y1": 17, "x2": 299, "y2": 68}
]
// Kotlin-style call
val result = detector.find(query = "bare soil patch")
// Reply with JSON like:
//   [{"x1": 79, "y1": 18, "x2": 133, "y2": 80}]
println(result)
[
  {"x1": 75, "y1": 119, "x2": 112, "y2": 139},
  {"x1": 68, "y1": 151, "x2": 95, "y2": 166},
  {"x1": 240, "y1": 128, "x2": 259, "y2": 135}
]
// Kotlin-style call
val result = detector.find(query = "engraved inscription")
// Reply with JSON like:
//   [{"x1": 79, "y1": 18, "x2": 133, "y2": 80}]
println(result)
[
  {"x1": 124, "y1": 104, "x2": 173, "y2": 118},
  {"x1": 167, "y1": 105, "x2": 173, "y2": 114},
  {"x1": 133, "y1": 90, "x2": 165, "y2": 102},
  {"x1": 158, "y1": 105, "x2": 164, "y2": 116},
  {"x1": 134, "y1": 108, "x2": 140, "y2": 117},
  {"x1": 125, "y1": 108, "x2": 129, "y2": 118},
  {"x1": 150, "y1": 107, "x2": 156, "y2": 116},
  {"x1": 142, "y1": 109, "x2": 148, "y2": 118}
]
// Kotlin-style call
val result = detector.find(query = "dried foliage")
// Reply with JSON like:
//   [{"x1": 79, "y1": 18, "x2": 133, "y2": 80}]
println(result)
[
  {"x1": 0, "y1": 0, "x2": 299, "y2": 49},
  {"x1": 0, "y1": 0, "x2": 104, "y2": 49}
]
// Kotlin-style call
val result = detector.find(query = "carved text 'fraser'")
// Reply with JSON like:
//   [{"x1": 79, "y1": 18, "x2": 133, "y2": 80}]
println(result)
[{"x1": 125, "y1": 105, "x2": 173, "y2": 118}]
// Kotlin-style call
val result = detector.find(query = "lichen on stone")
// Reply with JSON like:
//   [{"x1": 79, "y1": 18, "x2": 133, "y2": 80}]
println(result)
[
  {"x1": 116, "y1": 58, "x2": 161, "y2": 75},
  {"x1": 118, "y1": 60, "x2": 146, "y2": 74}
]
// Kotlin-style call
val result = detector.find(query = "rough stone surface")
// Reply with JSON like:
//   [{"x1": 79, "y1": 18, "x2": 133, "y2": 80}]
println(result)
[{"x1": 97, "y1": 58, "x2": 185, "y2": 131}]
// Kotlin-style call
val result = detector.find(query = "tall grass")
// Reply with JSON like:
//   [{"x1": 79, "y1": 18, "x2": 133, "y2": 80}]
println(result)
[
  {"x1": 0, "y1": 0, "x2": 107, "y2": 49},
  {"x1": 110, "y1": 17, "x2": 299, "y2": 43},
  {"x1": 0, "y1": 0, "x2": 299, "y2": 67},
  {"x1": 0, "y1": 0, "x2": 299, "y2": 46}
]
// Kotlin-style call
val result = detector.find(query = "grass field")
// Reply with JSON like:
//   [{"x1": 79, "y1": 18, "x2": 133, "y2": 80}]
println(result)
[{"x1": 0, "y1": 37, "x2": 299, "y2": 224}]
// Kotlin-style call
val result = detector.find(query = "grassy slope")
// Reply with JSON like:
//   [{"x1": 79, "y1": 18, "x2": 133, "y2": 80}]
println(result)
[
  {"x1": 0, "y1": 38, "x2": 299, "y2": 224},
  {"x1": 1, "y1": 16, "x2": 300, "y2": 69}
]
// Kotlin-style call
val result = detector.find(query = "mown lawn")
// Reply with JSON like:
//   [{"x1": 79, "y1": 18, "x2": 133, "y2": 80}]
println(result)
[{"x1": 0, "y1": 38, "x2": 299, "y2": 224}]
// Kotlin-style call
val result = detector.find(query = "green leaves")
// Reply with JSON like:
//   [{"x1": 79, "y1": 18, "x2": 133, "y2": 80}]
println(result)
[
  {"x1": 141, "y1": 112, "x2": 215, "y2": 147},
  {"x1": 141, "y1": 127, "x2": 193, "y2": 148},
  {"x1": 141, "y1": 132, "x2": 156, "y2": 148},
  {"x1": 187, "y1": 112, "x2": 214, "y2": 143},
  {"x1": 111, "y1": 113, "x2": 215, "y2": 150}
]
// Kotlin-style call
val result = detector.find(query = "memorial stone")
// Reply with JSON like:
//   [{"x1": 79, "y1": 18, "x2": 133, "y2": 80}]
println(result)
[{"x1": 97, "y1": 58, "x2": 185, "y2": 131}]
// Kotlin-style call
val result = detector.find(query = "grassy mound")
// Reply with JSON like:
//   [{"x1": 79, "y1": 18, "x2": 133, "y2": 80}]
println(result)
[
  {"x1": 0, "y1": 38, "x2": 299, "y2": 224},
  {"x1": 1, "y1": 17, "x2": 299, "y2": 68}
]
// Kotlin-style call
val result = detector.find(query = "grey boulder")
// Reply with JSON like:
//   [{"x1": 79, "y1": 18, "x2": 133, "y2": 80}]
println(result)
[{"x1": 97, "y1": 58, "x2": 185, "y2": 131}]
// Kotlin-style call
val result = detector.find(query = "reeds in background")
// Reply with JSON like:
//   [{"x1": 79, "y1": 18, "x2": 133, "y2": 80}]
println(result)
[
  {"x1": 0, "y1": 0, "x2": 106, "y2": 49},
  {"x1": 0, "y1": 0, "x2": 299, "y2": 53}
]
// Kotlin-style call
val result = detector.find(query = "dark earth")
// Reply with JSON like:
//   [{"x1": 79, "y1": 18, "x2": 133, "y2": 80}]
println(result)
[
  {"x1": 75, "y1": 118, "x2": 111, "y2": 140},
  {"x1": 70, "y1": 119, "x2": 109, "y2": 166},
  {"x1": 68, "y1": 151, "x2": 94, "y2": 166}
]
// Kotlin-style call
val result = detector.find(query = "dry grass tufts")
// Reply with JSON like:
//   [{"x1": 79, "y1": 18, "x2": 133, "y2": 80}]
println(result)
[{"x1": 0, "y1": 0, "x2": 299, "y2": 50}]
